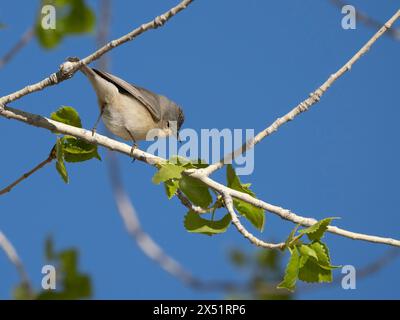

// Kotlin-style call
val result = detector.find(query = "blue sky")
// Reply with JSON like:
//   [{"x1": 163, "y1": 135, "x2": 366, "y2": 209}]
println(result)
[{"x1": 0, "y1": 0, "x2": 399, "y2": 299}]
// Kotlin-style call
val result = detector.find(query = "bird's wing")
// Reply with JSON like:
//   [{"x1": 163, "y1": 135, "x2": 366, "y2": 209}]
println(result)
[{"x1": 92, "y1": 68, "x2": 162, "y2": 122}]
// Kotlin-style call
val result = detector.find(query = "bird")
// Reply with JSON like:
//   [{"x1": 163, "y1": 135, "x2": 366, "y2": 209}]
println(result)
[{"x1": 77, "y1": 63, "x2": 185, "y2": 156}]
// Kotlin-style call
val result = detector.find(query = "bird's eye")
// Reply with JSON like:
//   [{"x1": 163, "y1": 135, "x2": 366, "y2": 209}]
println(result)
[{"x1": 167, "y1": 121, "x2": 170, "y2": 128}]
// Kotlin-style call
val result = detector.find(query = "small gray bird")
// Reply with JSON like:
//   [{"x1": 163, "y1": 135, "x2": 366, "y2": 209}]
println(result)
[{"x1": 79, "y1": 64, "x2": 184, "y2": 153}]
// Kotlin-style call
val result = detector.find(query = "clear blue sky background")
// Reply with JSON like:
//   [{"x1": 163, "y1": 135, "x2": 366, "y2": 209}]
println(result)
[{"x1": 1, "y1": 0, "x2": 399, "y2": 299}]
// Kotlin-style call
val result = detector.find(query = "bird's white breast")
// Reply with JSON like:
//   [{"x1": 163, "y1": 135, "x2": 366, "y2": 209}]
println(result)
[{"x1": 102, "y1": 94, "x2": 159, "y2": 141}]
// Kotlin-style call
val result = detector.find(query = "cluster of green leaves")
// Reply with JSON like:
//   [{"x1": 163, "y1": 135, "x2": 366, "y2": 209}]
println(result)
[
  {"x1": 278, "y1": 218, "x2": 340, "y2": 291},
  {"x1": 228, "y1": 249, "x2": 292, "y2": 300},
  {"x1": 36, "y1": 0, "x2": 95, "y2": 49},
  {"x1": 152, "y1": 159, "x2": 265, "y2": 236},
  {"x1": 14, "y1": 237, "x2": 92, "y2": 300},
  {"x1": 51, "y1": 106, "x2": 101, "y2": 183}
]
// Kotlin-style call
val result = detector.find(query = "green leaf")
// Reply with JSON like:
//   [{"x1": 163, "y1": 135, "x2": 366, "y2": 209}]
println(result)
[
  {"x1": 38, "y1": 249, "x2": 91, "y2": 299},
  {"x1": 299, "y1": 218, "x2": 336, "y2": 241},
  {"x1": 186, "y1": 162, "x2": 209, "y2": 169},
  {"x1": 233, "y1": 199, "x2": 265, "y2": 231},
  {"x1": 310, "y1": 241, "x2": 341, "y2": 270},
  {"x1": 36, "y1": 0, "x2": 95, "y2": 49},
  {"x1": 13, "y1": 283, "x2": 33, "y2": 300},
  {"x1": 35, "y1": 23, "x2": 63, "y2": 49},
  {"x1": 184, "y1": 210, "x2": 231, "y2": 235},
  {"x1": 297, "y1": 241, "x2": 339, "y2": 283},
  {"x1": 299, "y1": 255, "x2": 309, "y2": 268},
  {"x1": 179, "y1": 175, "x2": 212, "y2": 208},
  {"x1": 169, "y1": 156, "x2": 209, "y2": 169},
  {"x1": 59, "y1": 0, "x2": 95, "y2": 34},
  {"x1": 298, "y1": 256, "x2": 332, "y2": 284},
  {"x1": 226, "y1": 165, "x2": 260, "y2": 204},
  {"x1": 62, "y1": 136, "x2": 101, "y2": 162},
  {"x1": 152, "y1": 163, "x2": 185, "y2": 185},
  {"x1": 257, "y1": 250, "x2": 279, "y2": 270},
  {"x1": 36, "y1": 238, "x2": 92, "y2": 300},
  {"x1": 227, "y1": 164, "x2": 256, "y2": 196},
  {"x1": 226, "y1": 165, "x2": 265, "y2": 231},
  {"x1": 277, "y1": 248, "x2": 300, "y2": 291},
  {"x1": 59, "y1": 249, "x2": 78, "y2": 275},
  {"x1": 36, "y1": 291, "x2": 64, "y2": 300},
  {"x1": 298, "y1": 244, "x2": 318, "y2": 261},
  {"x1": 63, "y1": 273, "x2": 92, "y2": 299},
  {"x1": 164, "y1": 179, "x2": 179, "y2": 199},
  {"x1": 55, "y1": 138, "x2": 68, "y2": 183},
  {"x1": 229, "y1": 249, "x2": 248, "y2": 267},
  {"x1": 59, "y1": 249, "x2": 91, "y2": 298},
  {"x1": 50, "y1": 106, "x2": 82, "y2": 128}
]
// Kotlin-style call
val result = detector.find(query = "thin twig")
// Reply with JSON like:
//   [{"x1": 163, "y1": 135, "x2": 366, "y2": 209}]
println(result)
[
  {"x1": 0, "y1": 27, "x2": 34, "y2": 69},
  {"x1": 176, "y1": 189, "x2": 209, "y2": 214},
  {"x1": 223, "y1": 193, "x2": 285, "y2": 250},
  {"x1": 0, "y1": 148, "x2": 55, "y2": 196},
  {"x1": 202, "y1": 9, "x2": 400, "y2": 176},
  {"x1": 0, "y1": 231, "x2": 33, "y2": 295}
]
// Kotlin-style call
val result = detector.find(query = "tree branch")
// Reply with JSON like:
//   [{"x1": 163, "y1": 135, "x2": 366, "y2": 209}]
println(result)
[
  {"x1": 192, "y1": 172, "x2": 400, "y2": 248},
  {"x1": 0, "y1": 105, "x2": 165, "y2": 166},
  {"x1": 223, "y1": 193, "x2": 285, "y2": 250},
  {"x1": 202, "y1": 9, "x2": 400, "y2": 176},
  {"x1": 1, "y1": 104, "x2": 400, "y2": 248},
  {"x1": 0, "y1": 0, "x2": 194, "y2": 107},
  {"x1": 0, "y1": 231, "x2": 33, "y2": 295},
  {"x1": 176, "y1": 189, "x2": 210, "y2": 214},
  {"x1": 0, "y1": 6, "x2": 399, "y2": 251}
]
